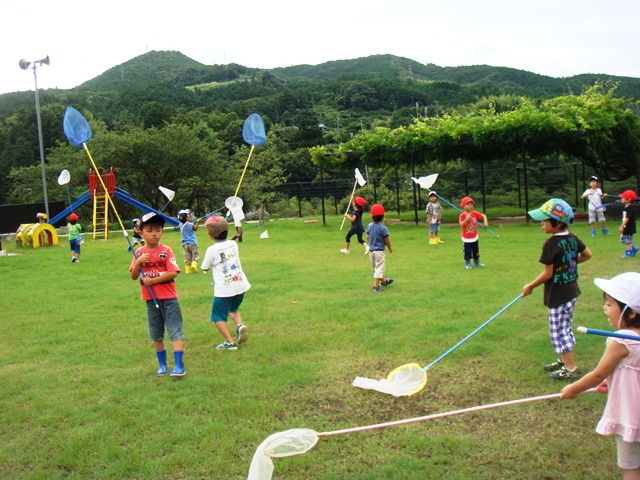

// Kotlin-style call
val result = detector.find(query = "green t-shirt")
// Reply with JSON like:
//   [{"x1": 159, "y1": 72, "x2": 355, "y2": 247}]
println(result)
[{"x1": 68, "y1": 223, "x2": 82, "y2": 240}]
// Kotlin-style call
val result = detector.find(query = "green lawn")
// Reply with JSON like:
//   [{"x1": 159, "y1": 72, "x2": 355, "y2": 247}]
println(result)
[{"x1": 0, "y1": 217, "x2": 633, "y2": 479}]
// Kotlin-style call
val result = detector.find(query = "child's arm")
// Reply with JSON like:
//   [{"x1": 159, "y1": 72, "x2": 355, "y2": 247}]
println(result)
[
  {"x1": 620, "y1": 212, "x2": 629, "y2": 233},
  {"x1": 578, "y1": 247, "x2": 592, "y2": 264},
  {"x1": 384, "y1": 236, "x2": 393, "y2": 253},
  {"x1": 344, "y1": 212, "x2": 356, "y2": 222},
  {"x1": 130, "y1": 253, "x2": 150, "y2": 280},
  {"x1": 560, "y1": 340, "x2": 629, "y2": 399},
  {"x1": 522, "y1": 264, "x2": 553, "y2": 296},
  {"x1": 192, "y1": 218, "x2": 201, "y2": 231},
  {"x1": 480, "y1": 213, "x2": 489, "y2": 227}
]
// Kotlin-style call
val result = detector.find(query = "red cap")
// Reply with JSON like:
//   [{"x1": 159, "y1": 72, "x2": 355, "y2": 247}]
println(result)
[
  {"x1": 460, "y1": 196, "x2": 474, "y2": 207},
  {"x1": 69, "y1": 213, "x2": 78, "y2": 221},
  {"x1": 354, "y1": 196, "x2": 366, "y2": 207},
  {"x1": 371, "y1": 204, "x2": 385, "y2": 216},
  {"x1": 620, "y1": 190, "x2": 637, "y2": 202}
]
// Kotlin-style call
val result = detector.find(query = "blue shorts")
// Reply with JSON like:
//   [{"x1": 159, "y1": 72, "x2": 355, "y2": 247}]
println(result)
[
  {"x1": 548, "y1": 298, "x2": 578, "y2": 354},
  {"x1": 69, "y1": 238, "x2": 81, "y2": 254},
  {"x1": 146, "y1": 298, "x2": 184, "y2": 342},
  {"x1": 210, "y1": 294, "x2": 245, "y2": 322},
  {"x1": 429, "y1": 223, "x2": 440, "y2": 234}
]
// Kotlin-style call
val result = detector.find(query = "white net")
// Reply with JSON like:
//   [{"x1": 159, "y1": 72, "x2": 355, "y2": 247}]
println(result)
[
  {"x1": 248, "y1": 428, "x2": 319, "y2": 480},
  {"x1": 352, "y1": 363, "x2": 427, "y2": 397}
]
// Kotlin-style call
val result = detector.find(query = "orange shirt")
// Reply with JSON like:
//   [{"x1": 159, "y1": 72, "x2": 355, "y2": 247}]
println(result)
[{"x1": 129, "y1": 244, "x2": 181, "y2": 301}]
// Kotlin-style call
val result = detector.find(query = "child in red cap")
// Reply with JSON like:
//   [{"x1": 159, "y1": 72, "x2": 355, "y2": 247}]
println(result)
[
  {"x1": 619, "y1": 190, "x2": 638, "y2": 258},
  {"x1": 366, "y1": 204, "x2": 393, "y2": 292},
  {"x1": 341, "y1": 196, "x2": 369, "y2": 255},
  {"x1": 67, "y1": 213, "x2": 83, "y2": 263},
  {"x1": 459, "y1": 196, "x2": 488, "y2": 270}
]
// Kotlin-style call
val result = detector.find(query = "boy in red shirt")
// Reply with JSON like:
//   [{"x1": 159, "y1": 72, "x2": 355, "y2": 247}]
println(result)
[
  {"x1": 130, "y1": 212, "x2": 185, "y2": 377},
  {"x1": 459, "y1": 196, "x2": 489, "y2": 270}
]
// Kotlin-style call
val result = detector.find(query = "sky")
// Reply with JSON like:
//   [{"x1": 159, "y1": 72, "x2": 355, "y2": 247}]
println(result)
[{"x1": 1, "y1": 0, "x2": 639, "y2": 96}]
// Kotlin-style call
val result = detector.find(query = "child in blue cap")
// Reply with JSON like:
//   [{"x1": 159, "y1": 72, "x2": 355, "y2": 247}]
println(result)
[{"x1": 522, "y1": 198, "x2": 592, "y2": 379}]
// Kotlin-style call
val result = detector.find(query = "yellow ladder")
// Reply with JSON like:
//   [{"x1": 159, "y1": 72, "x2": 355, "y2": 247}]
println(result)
[{"x1": 92, "y1": 190, "x2": 109, "y2": 239}]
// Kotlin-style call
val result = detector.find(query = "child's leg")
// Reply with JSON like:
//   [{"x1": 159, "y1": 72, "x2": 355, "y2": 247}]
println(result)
[
  {"x1": 214, "y1": 321, "x2": 234, "y2": 343},
  {"x1": 183, "y1": 246, "x2": 192, "y2": 273},
  {"x1": 616, "y1": 436, "x2": 640, "y2": 480}
]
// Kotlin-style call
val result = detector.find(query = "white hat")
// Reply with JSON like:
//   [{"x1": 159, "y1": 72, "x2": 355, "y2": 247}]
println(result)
[
  {"x1": 178, "y1": 209, "x2": 190, "y2": 215},
  {"x1": 594, "y1": 272, "x2": 640, "y2": 314}
]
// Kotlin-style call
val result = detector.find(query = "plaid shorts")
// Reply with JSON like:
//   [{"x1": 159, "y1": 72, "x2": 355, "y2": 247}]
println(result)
[
  {"x1": 621, "y1": 234, "x2": 634, "y2": 245},
  {"x1": 548, "y1": 297, "x2": 578, "y2": 354}
]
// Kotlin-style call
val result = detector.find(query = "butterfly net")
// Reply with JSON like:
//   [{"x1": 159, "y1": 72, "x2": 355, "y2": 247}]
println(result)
[
  {"x1": 63, "y1": 106, "x2": 92, "y2": 147},
  {"x1": 248, "y1": 428, "x2": 319, "y2": 480},
  {"x1": 352, "y1": 363, "x2": 427, "y2": 397},
  {"x1": 242, "y1": 113, "x2": 267, "y2": 146}
]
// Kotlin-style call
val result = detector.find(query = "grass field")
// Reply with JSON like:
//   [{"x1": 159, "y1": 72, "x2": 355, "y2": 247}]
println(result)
[{"x1": 0, "y1": 216, "x2": 634, "y2": 479}]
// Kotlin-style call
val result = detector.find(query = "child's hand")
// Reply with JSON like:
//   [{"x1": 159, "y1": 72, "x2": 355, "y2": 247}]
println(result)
[
  {"x1": 521, "y1": 284, "x2": 533, "y2": 296},
  {"x1": 560, "y1": 385, "x2": 578, "y2": 400},
  {"x1": 596, "y1": 380, "x2": 608, "y2": 394},
  {"x1": 137, "y1": 253, "x2": 150, "y2": 264},
  {"x1": 619, "y1": 225, "x2": 624, "y2": 233}
]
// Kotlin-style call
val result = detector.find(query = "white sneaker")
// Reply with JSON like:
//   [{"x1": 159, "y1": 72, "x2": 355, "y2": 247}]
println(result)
[
  {"x1": 237, "y1": 324, "x2": 248, "y2": 344},
  {"x1": 340, "y1": 248, "x2": 350, "y2": 254}
]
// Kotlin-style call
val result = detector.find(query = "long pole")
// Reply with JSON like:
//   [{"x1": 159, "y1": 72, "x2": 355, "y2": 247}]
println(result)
[{"x1": 33, "y1": 66, "x2": 49, "y2": 219}]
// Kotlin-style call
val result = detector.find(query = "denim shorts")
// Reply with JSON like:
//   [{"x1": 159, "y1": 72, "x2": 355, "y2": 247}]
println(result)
[
  {"x1": 69, "y1": 239, "x2": 81, "y2": 254},
  {"x1": 146, "y1": 298, "x2": 183, "y2": 342},
  {"x1": 429, "y1": 223, "x2": 440, "y2": 234},
  {"x1": 210, "y1": 294, "x2": 245, "y2": 322}
]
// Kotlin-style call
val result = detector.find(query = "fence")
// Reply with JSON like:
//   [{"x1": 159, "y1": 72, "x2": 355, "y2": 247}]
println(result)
[{"x1": 274, "y1": 162, "x2": 640, "y2": 225}]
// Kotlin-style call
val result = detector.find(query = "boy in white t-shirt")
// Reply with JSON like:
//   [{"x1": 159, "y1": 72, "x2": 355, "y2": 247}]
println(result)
[
  {"x1": 201, "y1": 216, "x2": 251, "y2": 350},
  {"x1": 581, "y1": 175, "x2": 610, "y2": 236}
]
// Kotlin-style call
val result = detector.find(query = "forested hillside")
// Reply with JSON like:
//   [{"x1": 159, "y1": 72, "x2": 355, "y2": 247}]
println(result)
[{"x1": 1, "y1": 50, "x2": 638, "y2": 220}]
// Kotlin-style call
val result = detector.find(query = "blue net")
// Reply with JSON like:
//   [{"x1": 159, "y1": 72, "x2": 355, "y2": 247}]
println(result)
[
  {"x1": 242, "y1": 113, "x2": 266, "y2": 146},
  {"x1": 63, "y1": 106, "x2": 92, "y2": 147}
]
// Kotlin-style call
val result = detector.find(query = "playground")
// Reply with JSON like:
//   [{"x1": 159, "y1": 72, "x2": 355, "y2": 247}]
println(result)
[{"x1": 0, "y1": 215, "x2": 632, "y2": 479}]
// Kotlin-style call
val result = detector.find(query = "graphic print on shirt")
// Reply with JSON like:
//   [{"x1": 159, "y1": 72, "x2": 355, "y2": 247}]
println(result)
[
  {"x1": 553, "y1": 236, "x2": 579, "y2": 285},
  {"x1": 218, "y1": 250, "x2": 244, "y2": 286}
]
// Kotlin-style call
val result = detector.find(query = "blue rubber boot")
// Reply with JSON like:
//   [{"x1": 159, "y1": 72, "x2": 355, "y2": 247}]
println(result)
[
  {"x1": 632, "y1": 245, "x2": 639, "y2": 257},
  {"x1": 170, "y1": 351, "x2": 185, "y2": 377},
  {"x1": 602, "y1": 228, "x2": 610, "y2": 235},
  {"x1": 156, "y1": 350, "x2": 168, "y2": 376},
  {"x1": 591, "y1": 229, "x2": 596, "y2": 237},
  {"x1": 474, "y1": 257, "x2": 485, "y2": 267}
]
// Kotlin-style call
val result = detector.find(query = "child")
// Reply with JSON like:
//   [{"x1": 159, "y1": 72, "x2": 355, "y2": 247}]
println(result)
[
  {"x1": 178, "y1": 209, "x2": 201, "y2": 274},
  {"x1": 459, "y1": 196, "x2": 488, "y2": 269},
  {"x1": 67, "y1": 213, "x2": 82, "y2": 263},
  {"x1": 426, "y1": 191, "x2": 443, "y2": 245},
  {"x1": 366, "y1": 203, "x2": 393, "y2": 293},
  {"x1": 522, "y1": 198, "x2": 592, "y2": 379},
  {"x1": 129, "y1": 212, "x2": 185, "y2": 377},
  {"x1": 581, "y1": 175, "x2": 610, "y2": 236},
  {"x1": 228, "y1": 202, "x2": 246, "y2": 243},
  {"x1": 201, "y1": 216, "x2": 251, "y2": 350},
  {"x1": 619, "y1": 190, "x2": 638, "y2": 258},
  {"x1": 128, "y1": 218, "x2": 145, "y2": 252},
  {"x1": 341, "y1": 196, "x2": 369, "y2": 255},
  {"x1": 560, "y1": 272, "x2": 640, "y2": 479}
]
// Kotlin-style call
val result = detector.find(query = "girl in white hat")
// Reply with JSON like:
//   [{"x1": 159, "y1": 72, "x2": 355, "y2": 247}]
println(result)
[{"x1": 560, "y1": 272, "x2": 640, "y2": 479}]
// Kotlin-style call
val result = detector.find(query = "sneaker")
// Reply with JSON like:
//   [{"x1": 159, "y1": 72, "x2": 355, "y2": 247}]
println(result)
[
  {"x1": 381, "y1": 278, "x2": 394, "y2": 287},
  {"x1": 543, "y1": 359, "x2": 565, "y2": 372},
  {"x1": 364, "y1": 246, "x2": 370, "y2": 254},
  {"x1": 548, "y1": 366, "x2": 580, "y2": 380},
  {"x1": 372, "y1": 286, "x2": 383, "y2": 293},
  {"x1": 237, "y1": 324, "x2": 248, "y2": 344},
  {"x1": 71, "y1": 257, "x2": 76, "y2": 263},
  {"x1": 340, "y1": 248, "x2": 350, "y2": 254},
  {"x1": 216, "y1": 341, "x2": 238, "y2": 350}
]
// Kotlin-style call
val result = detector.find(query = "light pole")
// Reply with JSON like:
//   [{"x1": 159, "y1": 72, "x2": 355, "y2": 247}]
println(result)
[{"x1": 19, "y1": 55, "x2": 50, "y2": 219}]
